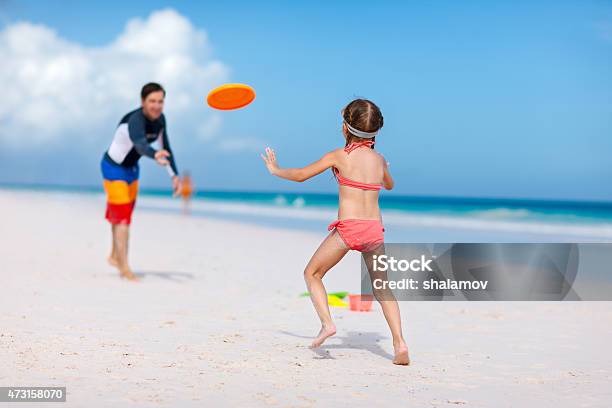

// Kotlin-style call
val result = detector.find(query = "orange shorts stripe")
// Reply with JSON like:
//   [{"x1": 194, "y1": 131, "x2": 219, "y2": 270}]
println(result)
[{"x1": 103, "y1": 180, "x2": 139, "y2": 205}]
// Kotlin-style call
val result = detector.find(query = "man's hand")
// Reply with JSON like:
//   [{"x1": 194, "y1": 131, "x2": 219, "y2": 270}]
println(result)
[
  {"x1": 260, "y1": 147, "x2": 279, "y2": 175},
  {"x1": 171, "y1": 176, "x2": 181, "y2": 197},
  {"x1": 155, "y1": 149, "x2": 171, "y2": 166}
]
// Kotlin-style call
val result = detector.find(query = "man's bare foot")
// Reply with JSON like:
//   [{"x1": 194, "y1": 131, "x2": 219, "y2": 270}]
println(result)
[
  {"x1": 119, "y1": 268, "x2": 139, "y2": 281},
  {"x1": 393, "y1": 341, "x2": 410, "y2": 365},
  {"x1": 107, "y1": 255, "x2": 119, "y2": 267},
  {"x1": 310, "y1": 324, "x2": 336, "y2": 348}
]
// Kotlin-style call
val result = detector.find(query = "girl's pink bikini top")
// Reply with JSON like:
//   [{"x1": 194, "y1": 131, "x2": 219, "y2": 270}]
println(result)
[{"x1": 332, "y1": 141, "x2": 383, "y2": 191}]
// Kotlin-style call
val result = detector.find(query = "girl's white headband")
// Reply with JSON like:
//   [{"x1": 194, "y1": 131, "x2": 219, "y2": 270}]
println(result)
[{"x1": 344, "y1": 120, "x2": 378, "y2": 138}]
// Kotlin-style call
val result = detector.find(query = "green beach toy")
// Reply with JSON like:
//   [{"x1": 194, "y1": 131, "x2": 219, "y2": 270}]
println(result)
[{"x1": 300, "y1": 291, "x2": 349, "y2": 299}]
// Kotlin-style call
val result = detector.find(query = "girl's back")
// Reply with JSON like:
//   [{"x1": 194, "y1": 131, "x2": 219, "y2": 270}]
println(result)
[{"x1": 334, "y1": 145, "x2": 385, "y2": 221}]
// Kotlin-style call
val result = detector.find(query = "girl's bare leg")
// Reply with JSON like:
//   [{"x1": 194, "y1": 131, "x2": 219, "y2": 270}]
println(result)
[
  {"x1": 113, "y1": 224, "x2": 138, "y2": 281},
  {"x1": 363, "y1": 245, "x2": 410, "y2": 365},
  {"x1": 303, "y1": 230, "x2": 349, "y2": 348}
]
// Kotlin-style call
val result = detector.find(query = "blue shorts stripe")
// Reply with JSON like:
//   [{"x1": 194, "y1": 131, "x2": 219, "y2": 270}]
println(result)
[{"x1": 100, "y1": 156, "x2": 139, "y2": 183}]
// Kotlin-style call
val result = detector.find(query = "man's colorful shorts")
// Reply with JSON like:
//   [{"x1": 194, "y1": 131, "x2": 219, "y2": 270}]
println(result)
[{"x1": 101, "y1": 156, "x2": 139, "y2": 225}]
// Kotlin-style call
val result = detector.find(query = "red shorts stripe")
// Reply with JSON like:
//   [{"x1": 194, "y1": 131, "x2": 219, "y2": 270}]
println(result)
[{"x1": 105, "y1": 202, "x2": 136, "y2": 225}]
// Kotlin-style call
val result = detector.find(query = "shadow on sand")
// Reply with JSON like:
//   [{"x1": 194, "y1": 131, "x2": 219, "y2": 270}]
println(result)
[
  {"x1": 280, "y1": 330, "x2": 393, "y2": 362},
  {"x1": 133, "y1": 271, "x2": 195, "y2": 282}
]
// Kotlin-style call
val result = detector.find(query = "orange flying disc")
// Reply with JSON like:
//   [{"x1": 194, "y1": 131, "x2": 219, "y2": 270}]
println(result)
[{"x1": 207, "y1": 83, "x2": 256, "y2": 110}]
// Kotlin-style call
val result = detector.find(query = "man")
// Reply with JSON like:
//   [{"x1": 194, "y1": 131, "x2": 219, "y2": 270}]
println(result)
[{"x1": 100, "y1": 82, "x2": 179, "y2": 281}]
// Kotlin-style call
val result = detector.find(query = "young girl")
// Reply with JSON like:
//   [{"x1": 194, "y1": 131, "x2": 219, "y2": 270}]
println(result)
[{"x1": 261, "y1": 99, "x2": 410, "y2": 365}]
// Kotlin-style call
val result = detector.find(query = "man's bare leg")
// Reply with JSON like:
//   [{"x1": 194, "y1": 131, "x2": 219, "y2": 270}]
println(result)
[
  {"x1": 113, "y1": 224, "x2": 138, "y2": 281},
  {"x1": 107, "y1": 224, "x2": 119, "y2": 267}
]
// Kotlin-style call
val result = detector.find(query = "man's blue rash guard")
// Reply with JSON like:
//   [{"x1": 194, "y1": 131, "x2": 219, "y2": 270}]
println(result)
[{"x1": 104, "y1": 108, "x2": 179, "y2": 177}]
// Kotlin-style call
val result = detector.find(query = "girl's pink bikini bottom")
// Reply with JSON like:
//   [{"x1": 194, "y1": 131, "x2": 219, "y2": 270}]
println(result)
[{"x1": 327, "y1": 219, "x2": 385, "y2": 253}]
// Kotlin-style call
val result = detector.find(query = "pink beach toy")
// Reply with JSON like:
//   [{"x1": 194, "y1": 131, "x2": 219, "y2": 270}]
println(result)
[{"x1": 348, "y1": 294, "x2": 373, "y2": 312}]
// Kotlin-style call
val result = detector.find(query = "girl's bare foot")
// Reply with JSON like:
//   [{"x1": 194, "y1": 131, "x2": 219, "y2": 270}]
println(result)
[
  {"x1": 393, "y1": 341, "x2": 410, "y2": 365},
  {"x1": 310, "y1": 324, "x2": 336, "y2": 348},
  {"x1": 119, "y1": 267, "x2": 139, "y2": 281}
]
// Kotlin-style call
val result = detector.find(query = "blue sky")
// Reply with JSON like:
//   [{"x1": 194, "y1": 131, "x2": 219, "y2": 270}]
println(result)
[{"x1": 1, "y1": 0, "x2": 611, "y2": 201}]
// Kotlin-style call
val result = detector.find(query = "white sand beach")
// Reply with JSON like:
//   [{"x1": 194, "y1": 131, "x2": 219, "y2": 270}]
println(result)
[{"x1": 1, "y1": 189, "x2": 611, "y2": 407}]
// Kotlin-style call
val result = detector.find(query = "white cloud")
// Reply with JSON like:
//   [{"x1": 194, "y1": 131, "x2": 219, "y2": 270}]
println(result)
[{"x1": 0, "y1": 9, "x2": 229, "y2": 146}]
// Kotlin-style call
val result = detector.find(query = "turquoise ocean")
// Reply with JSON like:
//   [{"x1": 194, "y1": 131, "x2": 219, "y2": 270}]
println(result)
[{"x1": 4, "y1": 183, "x2": 612, "y2": 243}]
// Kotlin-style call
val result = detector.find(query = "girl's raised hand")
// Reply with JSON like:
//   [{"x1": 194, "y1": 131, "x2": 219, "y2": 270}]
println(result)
[{"x1": 260, "y1": 147, "x2": 279, "y2": 175}]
